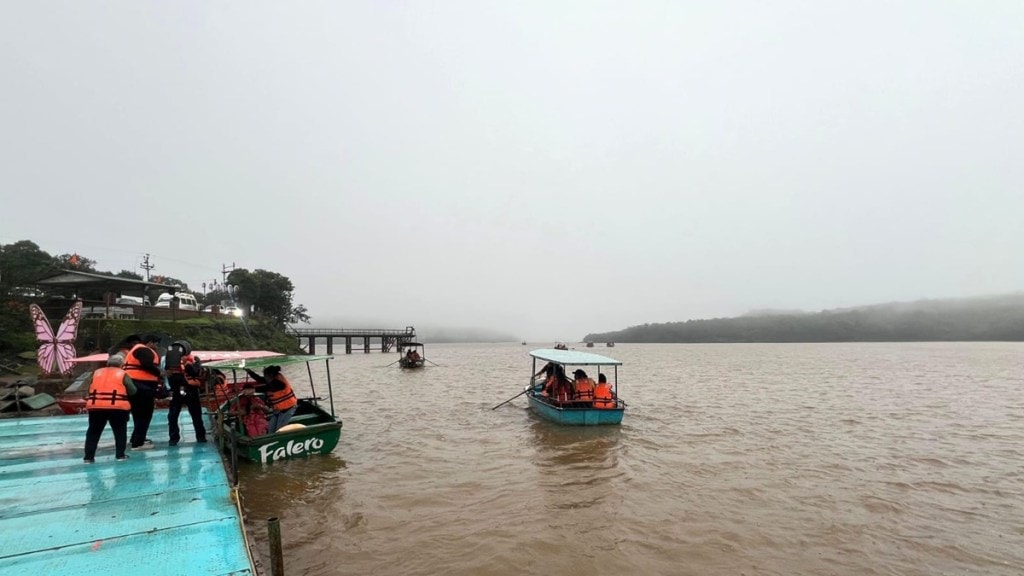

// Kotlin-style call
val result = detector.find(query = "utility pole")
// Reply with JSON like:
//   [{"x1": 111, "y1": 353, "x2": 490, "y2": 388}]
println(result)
[
  {"x1": 140, "y1": 253, "x2": 155, "y2": 281},
  {"x1": 222, "y1": 262, "x2": 236, "y2": 283}
]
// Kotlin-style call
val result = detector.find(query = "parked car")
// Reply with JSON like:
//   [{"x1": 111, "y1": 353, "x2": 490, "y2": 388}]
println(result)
[
  {"x1": 154, "y1": 292, "x2": 199, "y2": 311},
  {"x1": 221, "y1": 306, "x2": 244, "y2": 317},
  {"x1": 116, "y1": 295, "x2": 151, "y2": 306}
]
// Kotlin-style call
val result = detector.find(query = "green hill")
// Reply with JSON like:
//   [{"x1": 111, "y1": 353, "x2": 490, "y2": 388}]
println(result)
[{"x1": 584, "y1": 293, "x2": 1024, "y2": 343}]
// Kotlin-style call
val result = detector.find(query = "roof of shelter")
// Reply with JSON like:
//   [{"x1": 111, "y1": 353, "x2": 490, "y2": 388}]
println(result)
[{"x1": 35, "y1": 269, "x2": 171, "y2": 291}]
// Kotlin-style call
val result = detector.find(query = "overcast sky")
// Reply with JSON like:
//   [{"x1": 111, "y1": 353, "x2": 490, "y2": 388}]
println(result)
[{"x1": 2, "y1": 2, "x2": 1022, "y2": 341}]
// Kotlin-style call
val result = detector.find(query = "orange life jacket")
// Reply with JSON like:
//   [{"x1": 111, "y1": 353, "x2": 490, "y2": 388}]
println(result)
[
  {"x1": 123, "y1": 343, "x2": 160, "y2": 383},
  {"x1": 574, "y1": 378, "x2": 595, "y2": 401},
  {"x1": 593, "y1": 383, "x2": 615, "y2": 409},
  {"x1": 86, "y1": 367, "x2": 132, "y2": 411},
  {"x1": 266, "y1": 374, "x2": 297, "y2": 411},
  {"x1": 182, "y1": 355, "x2": 203, "y2": 387}
]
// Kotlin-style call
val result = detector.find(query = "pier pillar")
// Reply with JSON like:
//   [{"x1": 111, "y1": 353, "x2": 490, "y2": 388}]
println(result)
[
  {"x1": 326, "y1": 337, "x2": 333, "y2": 355},
  {"x1": 364, "y1": 336, "x2": 370, "y2": 353},
  {"x1": 308, "y1": 336, "x2": 316, "y2": 355},
  {"x1": 345, "y1": 337, "x2": 352, "y2": 354}
]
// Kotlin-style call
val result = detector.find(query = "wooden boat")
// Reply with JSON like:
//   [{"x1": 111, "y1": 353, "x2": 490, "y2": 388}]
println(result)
[
  {"x1": 553, "y1": 343, "x2": 569, "y2": 351},
  {"x1": 606, "y1": 342, "x2": 615, "y2": 347},
  {"x1": 524, "y1": 348, "x2": 626, "y2": 426},
  {"x1": 397, "y1": 342, "x2": 426, "y2": 368},
  {"x1": 585, "y1": 342, "x2": 594, "y2": 348},
  {"x1": 202, "y1": 354, "x2": 342, "y2": 464}
]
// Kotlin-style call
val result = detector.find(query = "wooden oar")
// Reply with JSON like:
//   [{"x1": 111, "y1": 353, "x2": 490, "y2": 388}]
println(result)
[
  {"x1": 425, "y1": 359, "x2": 441, "y2": 367},
  {"x1": 491, "y1": 387, "x2": 530, "y2": 410},
  {"x1": 381, "y1": 359, "x2": 400, "y2": 368}
]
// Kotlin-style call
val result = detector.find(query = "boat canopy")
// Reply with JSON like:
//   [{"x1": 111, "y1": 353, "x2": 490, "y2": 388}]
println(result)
[
  {"x1": 530, "y1": 348, "x2": 622, "y2": 366},
  {"x1": 73, "y1": 350, "x2": 284, "y2": 363},
  {"x1": 205, "y1": 354, "x2": 333, "y2": 370},
  {"x1": 400, "y1": 342, "x2": 423, "y2": 347}
]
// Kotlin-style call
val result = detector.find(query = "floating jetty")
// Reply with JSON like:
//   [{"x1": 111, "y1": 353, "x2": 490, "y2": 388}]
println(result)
[{"x1": 0, "y1": 414, "x2": 256, "y2": 575}]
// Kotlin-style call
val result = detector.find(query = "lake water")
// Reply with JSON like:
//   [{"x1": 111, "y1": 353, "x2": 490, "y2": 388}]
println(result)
[{"x1": 237, "y1": 342, "x2": 1024, "y2": 575}]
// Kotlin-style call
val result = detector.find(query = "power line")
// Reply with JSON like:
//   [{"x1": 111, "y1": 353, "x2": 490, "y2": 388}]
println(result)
[{"x1": 139, "y1": 253, "x2": 155, "y2": 281}]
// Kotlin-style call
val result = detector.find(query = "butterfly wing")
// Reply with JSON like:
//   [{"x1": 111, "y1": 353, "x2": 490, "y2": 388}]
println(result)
[
  {"x1": 28, "y1": 304, "x2": 55, "y2": 342},
  {"x1": 29, "y1": 305, "x2": 57, "y2": 374},
  {"x1": 55, "y1": 301, "x2": 83, "y2": 342},
  {"x1": 53, "y1": 302, "x2": 83, "y2": 375},
  {"x1": 55, "y1": 343, "x2": 78, "y2": 375}
]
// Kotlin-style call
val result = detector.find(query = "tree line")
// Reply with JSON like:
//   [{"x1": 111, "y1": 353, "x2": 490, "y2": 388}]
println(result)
[{"x1": 584, "y1": 294, "x2": 1024, "y2": 343}]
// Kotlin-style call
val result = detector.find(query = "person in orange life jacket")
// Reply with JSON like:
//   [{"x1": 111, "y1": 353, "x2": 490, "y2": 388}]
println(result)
[
  {"x1": 123, "y1": 333, "x2": 165, "y2": 450},
  {"x1": 546, "y1": 365, "x2": 573, "y2": 404},
  {"x1": 593, "y1": 373, "x2": 616, "y2": 409},
  {"x1": 165, "y1": 340, "x2": 207, "y2": 446},
  {"x1": 230, "y1": 383, "x2": 271, "y2": 437},
  {"x1": 245, "y1": 365, "x2": 298, "y2": 433},
  {"x1": 572, "y1": 369, "x2": 596, "y2": 404},
  {"x1": 534, "y1": 362, "x2": 555, "y2": 394},
  {"x1": 83, "y1": 354, "x2": 137, "y2": 462}
]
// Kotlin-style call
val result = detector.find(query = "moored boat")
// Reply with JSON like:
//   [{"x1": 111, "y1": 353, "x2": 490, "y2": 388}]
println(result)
[
  {"x1": 203, "y1": 354, "x2": 342, "y2": 464},
  {"x1": 524, "y1": 348, "x2": 626, "y2": 426}
]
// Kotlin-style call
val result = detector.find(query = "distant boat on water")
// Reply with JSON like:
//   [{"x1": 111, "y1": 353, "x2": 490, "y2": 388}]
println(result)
[{"x1": 606, "y1": 342, "x2": 615, "y2": 347}]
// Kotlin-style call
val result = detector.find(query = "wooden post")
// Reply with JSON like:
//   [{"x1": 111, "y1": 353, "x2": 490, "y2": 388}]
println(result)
[
  {"x1": 268, "y1": 517, "x2": 284, "y2": 576},
  {"x1": 326, "y1": 337, "x2": 333, "y2": 355},
  {"x1": 345, "y1": 337, "x2": 352, "y2": 354},
  {"x1": 364, "y1": 336, "x2": 370, "y2": 353},
  {"x1": 308, "y1": 336, "x2": 316, "y2": 355}
]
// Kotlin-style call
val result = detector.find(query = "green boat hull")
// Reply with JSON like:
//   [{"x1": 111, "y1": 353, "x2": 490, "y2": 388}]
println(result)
[{"x1": 219, "y1": 399, "x2": 343, "y2": 464}]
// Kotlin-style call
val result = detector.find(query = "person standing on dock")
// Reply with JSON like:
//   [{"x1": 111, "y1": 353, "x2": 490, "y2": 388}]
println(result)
[
  {"x1": 123, "y1": 333, "x2": 164, "y2": 450},
  {"x1": 83, "y1": 354, "x2": 137, "y2": 462},
  {"x1": 166, "y1": 340, "x2": 207, "y2": 446}
]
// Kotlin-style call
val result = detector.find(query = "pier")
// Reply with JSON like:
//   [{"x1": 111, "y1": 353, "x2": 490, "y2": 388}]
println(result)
[
  {"x1": 0, "y1": 415, "x2": 256, "y2": 575},
  {"x1": 291, "y1": 326, "x2": 417, "y2": 354}
]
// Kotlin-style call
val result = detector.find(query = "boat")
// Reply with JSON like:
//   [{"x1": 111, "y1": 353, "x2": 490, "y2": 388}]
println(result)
[
  {"x1": 524, "y1": 348, "x2": 626, "y2": 426},
  {"x1": 397, "y1": 341, "x2": 426, "y2": 368},
  {"x1": 204, "y1": 353, "x2": 342, "y2": 464},
  {"x1": 585, "y1": 342, "x2": 594, "y2": 348},
  {"x1": 553, "y1": 343, "x2": 569, "y2": 351},
  {"x1": 606, "y1": 342, "x2": 615, "y2": 347}
]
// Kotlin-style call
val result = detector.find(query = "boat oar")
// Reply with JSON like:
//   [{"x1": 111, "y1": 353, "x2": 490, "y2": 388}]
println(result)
[
  {"x1": 381, "y1": 360, "x2": 400, "y2": 368},
  {"x1": 425, "y1": 359, "x2": 441, "y2": 367},
  {"x1": 491, "y1": 387, "x2": 530, "y2": 410}
]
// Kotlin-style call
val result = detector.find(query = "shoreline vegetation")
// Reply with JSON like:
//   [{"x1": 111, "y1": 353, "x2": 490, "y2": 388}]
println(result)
[{"x1": 584, "y1": 293, "x2": 1024, "y2": 344}]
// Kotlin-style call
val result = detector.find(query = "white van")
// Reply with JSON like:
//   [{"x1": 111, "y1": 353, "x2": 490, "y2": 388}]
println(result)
[{"x1": 154, "y1": 292, "x2": 199, "y2": 311}]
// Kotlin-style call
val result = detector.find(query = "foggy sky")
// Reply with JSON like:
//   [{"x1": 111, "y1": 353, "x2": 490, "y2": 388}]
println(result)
[{"x1": 2, "y1": 2, "x2": 1022, "y2": 341}]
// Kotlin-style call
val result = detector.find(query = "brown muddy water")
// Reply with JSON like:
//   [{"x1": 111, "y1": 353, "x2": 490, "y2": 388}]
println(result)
[{"x1": 237, "y1": 342, "x2": 1024, "y2": 575}]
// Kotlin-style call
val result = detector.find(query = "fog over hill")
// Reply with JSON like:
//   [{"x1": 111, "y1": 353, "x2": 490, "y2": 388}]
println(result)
[{"x1": 585, "y1": 293, "x2": 1024, "y2": 343}]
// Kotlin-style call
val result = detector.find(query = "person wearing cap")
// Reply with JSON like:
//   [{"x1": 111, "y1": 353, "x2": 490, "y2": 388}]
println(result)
[
  {"x1": 245, "y1": 365, "x2": 298, "y2": 433},
  {"x1": 572, "y1": 369, "x2": 596, "y2": 405},
  {"x1": 122, "y1": 333, "x2": 165, "y2": 450},
  {"x1": 82, "y1": 354, "x2": 137, "y2": 463},
  {"x1": 230, "y1": 383, "x2": 271, "y2": 436}
]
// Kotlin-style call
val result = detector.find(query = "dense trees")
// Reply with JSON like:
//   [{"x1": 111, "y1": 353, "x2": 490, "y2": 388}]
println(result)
[
  {"x1": 584, "y1": 294, "x2": 1024, "y2": 343},
  {"x1": 227, "y1": 268, "x2": 310, "y2": 326}
]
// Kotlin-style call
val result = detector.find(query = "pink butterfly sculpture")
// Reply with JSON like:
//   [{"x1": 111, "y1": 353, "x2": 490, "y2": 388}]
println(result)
[{"x1": 29, "y1": 301, "x2": 83, "y2": 376}]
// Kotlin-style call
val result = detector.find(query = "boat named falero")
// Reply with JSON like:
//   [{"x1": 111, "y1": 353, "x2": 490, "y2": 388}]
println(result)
[
  {"x1": 525, "y1": 348, "x2": 626, "y2": 426},
  {"x1": 205, "y1": 354, "x2": 342, "y2": 464}
]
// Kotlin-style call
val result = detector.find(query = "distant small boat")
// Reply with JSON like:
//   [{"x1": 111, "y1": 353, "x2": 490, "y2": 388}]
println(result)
[
  {"x1": 398, "y1": 342, "x2": 426, "y2": 368},
  {"x1": 553, "y1": 343, "x2": 569, "y2": 351},
  {"x1": 606, "y1": 342, "x2": 615, "y2": 347},
  {"x1": 585, "y1": 342, "x2": 594, "y2": 348},
  {"x1": 521, "y1": 341, "x2": 527, "y2": 346}
]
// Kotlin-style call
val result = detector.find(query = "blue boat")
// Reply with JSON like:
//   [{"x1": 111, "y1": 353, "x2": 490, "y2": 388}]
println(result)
[{"x1": 524, "y1": 348, "x2": 626, "y2": 426}]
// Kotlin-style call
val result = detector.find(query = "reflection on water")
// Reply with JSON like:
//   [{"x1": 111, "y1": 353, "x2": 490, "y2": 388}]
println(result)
[{"x1": 238, "y1": 342, "x2": 1024, "y2": 576}]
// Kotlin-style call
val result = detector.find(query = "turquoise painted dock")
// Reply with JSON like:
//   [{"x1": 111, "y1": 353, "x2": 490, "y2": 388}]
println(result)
[{"x1": 0, "y1": 414, "x2": 256, "y2": 576}]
